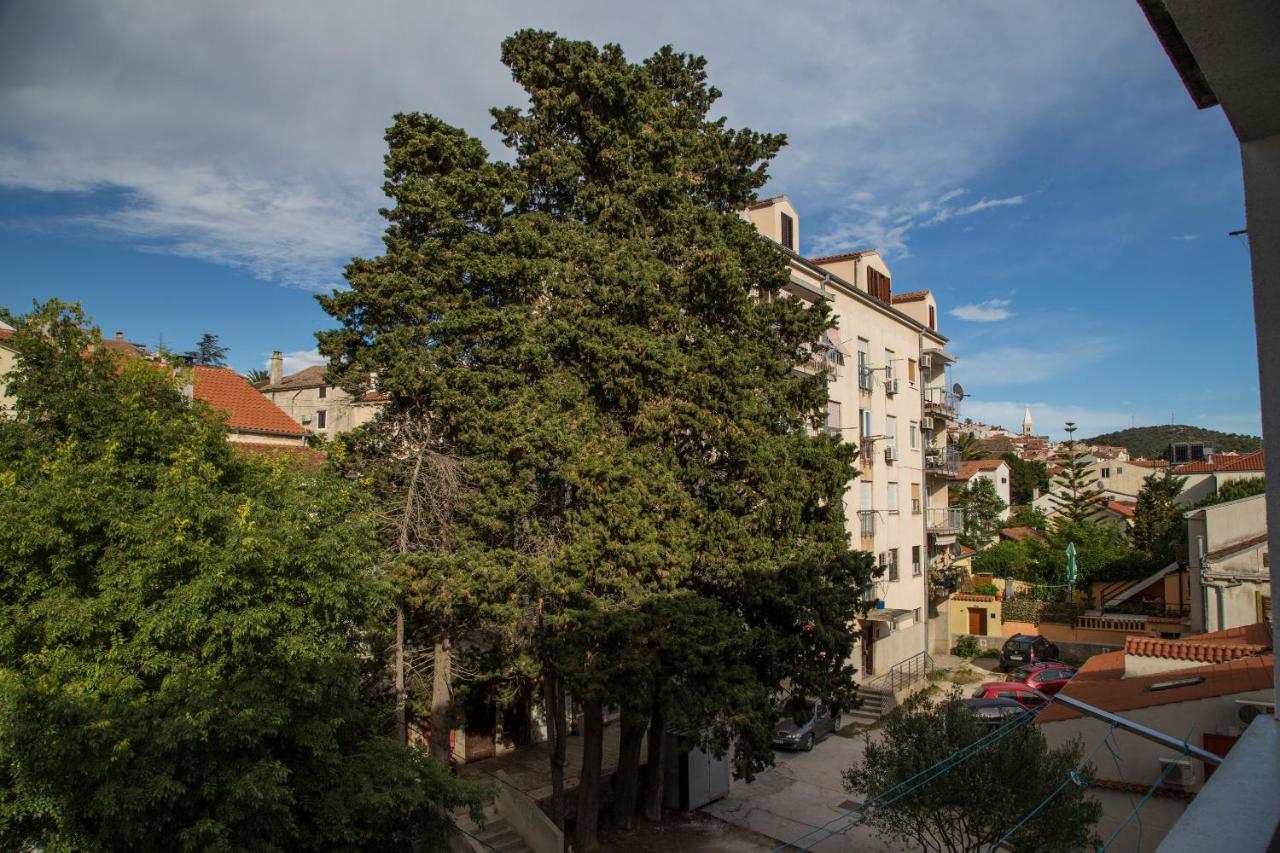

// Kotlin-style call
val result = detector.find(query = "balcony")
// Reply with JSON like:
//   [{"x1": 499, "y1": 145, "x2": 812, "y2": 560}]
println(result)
[
  {"x1": 926, "y1": 506, "x2": 964, "y2": 534},
  {"x1": 857, "y1": 510, "x2": 876, "y2": 538},
  {"x1": 924, "y1": 445, "x2": 961, "y2": 477},
  {"x1": 924, "y1": 387, "x2": 960, "y2": 420}
]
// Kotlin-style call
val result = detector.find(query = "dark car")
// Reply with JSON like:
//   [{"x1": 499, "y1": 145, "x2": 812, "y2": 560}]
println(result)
[
  {"x1": 1000, "y1": 633, "x2": 1059, "y2": 671},
  {"x1": 972, "y1": 682, "x2": 1049, "y2": 711},
  {"x1": 1009, "y1": 662, "x2": 1077, "y2": 695},
  {"x1": 963, "y1": 697, "x2": 1032, "y2": 730},
  {"x1": 772, "y1": 700, "x2": 840, "y2": 751}
]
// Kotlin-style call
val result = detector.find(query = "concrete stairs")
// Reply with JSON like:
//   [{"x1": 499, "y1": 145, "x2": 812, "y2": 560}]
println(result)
[
  {"x1": 454, "y1": 804, "x2": 533, "y2": 853},
  {"x1": 849, "y1": 684, "x2": 895, "y2": 727}
]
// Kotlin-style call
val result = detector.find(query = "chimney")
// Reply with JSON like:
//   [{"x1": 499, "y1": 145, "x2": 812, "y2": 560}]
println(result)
[
  {"x1": 115, "y1": 331, "x2": 125, "y2": 341},
  {"x1": 269, "y1": 351, "x2": 283, "y2": 386}
]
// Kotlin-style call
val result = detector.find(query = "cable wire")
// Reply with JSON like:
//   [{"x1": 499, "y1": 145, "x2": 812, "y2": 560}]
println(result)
[{"x1": 1097, "y1": 745, "x2": 1186, "y2": 852}]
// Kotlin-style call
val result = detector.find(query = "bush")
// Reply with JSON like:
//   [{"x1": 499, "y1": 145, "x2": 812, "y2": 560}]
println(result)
[
  {"x1": 950, "y1": 636, "x2": 981, "y2": 658},
  {"x1": 973, "y1": 582, "x2": 999, "y2": 596}
]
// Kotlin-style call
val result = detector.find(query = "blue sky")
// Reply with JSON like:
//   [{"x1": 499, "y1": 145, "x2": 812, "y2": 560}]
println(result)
[{"x1": 0, "y1": 1, "x2": 1261, "y2": 440}]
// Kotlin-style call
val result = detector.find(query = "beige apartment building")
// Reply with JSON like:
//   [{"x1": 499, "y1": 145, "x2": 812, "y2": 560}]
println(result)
[
  {"x1": 1185, "y1": 493, "x2": 1270, "y2": 633},
  {"x1": 255, "y1": 351, "x2": 385, "y2": 437},
  {"x1": 743, "y1": 196, "x2": 962, "y2": 682}
]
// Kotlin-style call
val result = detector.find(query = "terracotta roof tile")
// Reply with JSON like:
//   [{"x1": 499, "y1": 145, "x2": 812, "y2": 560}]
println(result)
[
  {"x1": 192, "y1": 367, "x2": 306, "y2": 438},
  {"x1": 1102, "y1": 500, "x2": 1136, "y2": 518},
  {"x1": 890, "y1": 290, "x2": 930, "y2": 303},
  {"x1": 1173, "y1": 449, "x2": 1264, "y2": 474},
  {"x1": 952, "y1": 593, "x2": 996, "y2": 602},
  {"x1": 809, "y1": 249, "x2": 875, "y2": 264},
  {"x1": 956, "y1": 459, "x2": 1006, "y2": 480},
  {"x1": 1129, "y1": 458, "x2": 1169, "y2": 469},
  {"x1": 259, "y1": 365, "x2": 328, "y2": 391},
  {"x1": 1000, "y1": 526, "x2": 1045, "y2": 543},
  {"x1": 1205, "y1": 532, "x2": 1269, "y2": 562}
]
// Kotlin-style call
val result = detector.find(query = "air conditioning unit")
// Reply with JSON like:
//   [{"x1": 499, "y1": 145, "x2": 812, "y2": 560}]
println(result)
[
  {"x1": 920, "y1": 353, "x2": 933, "y2": 369},
  {"x1": 885, "y1": 378, "x2": 900, "y2": 396},
  {"x1": 1158, "y1": 758, "x2": 1196, "y2": 787},
  {"x1": 884, "y1": 446, "x2": 899, "y2": 463},
  {"x1": 921, "y1": 416, "x2": 935, "y2": 431}
]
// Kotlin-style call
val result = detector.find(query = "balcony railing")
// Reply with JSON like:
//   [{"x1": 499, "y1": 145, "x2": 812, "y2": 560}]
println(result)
[
  {"x1": 924, "y1": 387, "x2": 960, "y2": 419},
  {"x1": 926, "y1": 506, "x2": 964, "y2": 534},
  {"x1": 924, "y1": 445, "x2": 961, "y2": 476},
  {"x1": 857, "y1": 510, "x2": 876, "y2": 537}
]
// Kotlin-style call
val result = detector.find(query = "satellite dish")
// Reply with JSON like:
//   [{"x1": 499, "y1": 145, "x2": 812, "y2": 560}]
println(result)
[{"x1": 952, "y1": 383, "x2": 966, "y2": 399}]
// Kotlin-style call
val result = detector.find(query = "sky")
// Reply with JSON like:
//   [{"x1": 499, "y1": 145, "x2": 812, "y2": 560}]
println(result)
[{"x1": 0, "y1": 0, "x2": 1262, "y2": 440}]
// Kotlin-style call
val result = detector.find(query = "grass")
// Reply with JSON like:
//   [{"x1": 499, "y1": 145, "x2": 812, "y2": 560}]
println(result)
[
  {"x1": 947, "y1": 668, "x2": 984, "y2": 686},
  {"x1": 926, "y1": 668, "x2": 950, "y2": 682}
]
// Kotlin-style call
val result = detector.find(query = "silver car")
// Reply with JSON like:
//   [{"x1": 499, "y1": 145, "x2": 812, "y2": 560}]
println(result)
[{"x1": 772, "y1": 700, "x2": 840, "y2": 751}]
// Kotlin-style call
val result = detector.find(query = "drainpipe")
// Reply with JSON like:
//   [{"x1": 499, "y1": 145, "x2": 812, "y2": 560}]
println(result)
[{"x1": 918, "y1": 328, "x2": 930, "y2": 658}]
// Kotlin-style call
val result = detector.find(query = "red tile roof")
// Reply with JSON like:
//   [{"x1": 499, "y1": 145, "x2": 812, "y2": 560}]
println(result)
[
  {"x1": 1124, "y1": 623, "x2": 1271, "y2": 664},
  {"x1": 890, "y1": 290, "x2": 930, "y2": 303},
  {"x1": 1129, "y1": 458, "x2": 1169, "y2": 469},
  {"x1": 1000, "y1": 526, "x2": 1045, "y2": 543},
  {"x1": 0, "y1": 328, "x2": 13, "y2": 343},
  {"x1": 259, "y1": 364, "x2": 327, "y2": 391},
  {"x1": 1205, "y1": 532, "x2": 1269, "y2": 562},
  {"x1": 1102, "y1": 500, "x2": 1136, "y2": 519},
  {"x1": 952, "y1": 592, "x2": 996, "y2": 602},
  {"x1": 956, "y1": 459, "x2": 1006, "y2": 480},
  {"x1": 192, "y1": 367, "x2": 306, "y2": 438},
  {"x1": 1173, "y1": 449, "x2": 1264, "y2": 474},
  {"x1": 809, "y1": 249, "x2": 875, "y2": 264}
]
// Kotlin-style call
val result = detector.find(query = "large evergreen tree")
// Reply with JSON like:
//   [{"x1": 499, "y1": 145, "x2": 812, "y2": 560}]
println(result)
[
  {"x1": 318, "y1": 31, "x2": 873, "y2": 848},
  {"x1": 184, "y1": 332, "x2": 229, "y2": 366},
  {"x1": 1132, "y1": 472, "x2": 1187, "y2": 561},
  {"x1": 954, "y1": 477, "x2": 1007, "y2": 548},
  {"x1": 0, "y1": 302, "x2": 476, "y2": 851},
  {"x1": 1049, "y1": 422, "x2": 1102, "y2": 527},
  {"x1": 1002, "y1": 451, "x2": 1050, "y2": 506}
]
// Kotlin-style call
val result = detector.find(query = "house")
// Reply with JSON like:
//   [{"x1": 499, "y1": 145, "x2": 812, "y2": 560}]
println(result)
[
  {"x1": 254, "y1": 352, "x2": 386, "y2": 437},
  {"x1": 1172, "y1": 449, "x2": 1265, "y2": 505},
  {"x1": 998, "y1": 525, "x2": 1045, "y2": 544},
  {"x1": 1184, "y1": 493, "x2": 1270, "y2": 633},
  {"x1": 743, "y1": 195, "x2": 960, "y2": 684},
  {"x1": 1089, "y1": 456, "x2": 1169, "y2": 502},
  {"x1": 952, "y1": 459, "x2": 1011, "y2": 520},
  {"x1": 190, "y1": 366, "x2": 308, "y2": 450},
  {"x1": 1037, "y1": 624, "x2": 1274, "y2": 852}
]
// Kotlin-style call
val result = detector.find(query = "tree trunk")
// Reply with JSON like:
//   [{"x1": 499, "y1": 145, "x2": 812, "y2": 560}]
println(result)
[
  {"x1": 642, "y1": 701, "x2": 666, "y2": 822},
  {"x1": 543, "y1": 671, "x2": 567, "y2": 831},
  {"x1": 575, "y1": 699, "x2": 604, "y2": 852},
  {"x1": 394, "y1": 604, "x2": 407, "y2": 745},
  {"x1": 611, "y1": 712, "x2": 647, "y2": 830},
  {"x1": 429, "y1": 634, "x2": 452, "y2": 764}
]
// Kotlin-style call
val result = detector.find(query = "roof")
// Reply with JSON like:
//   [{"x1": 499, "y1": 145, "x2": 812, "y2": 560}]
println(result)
[
  {"x1": 747, "y1": 194, "x2": 787, "y2": 210},
  {"x1": 1101, "y1": 500, "x2": 1136, "y2": 519},
  {"x1": 952, "y1": 593, "x2": 996, "y2": 602},
  {"x1": 1205, "y1": 532, "x2": 1269, "y2": 563},
  {"x1": 259, "y1": 364, "x2": 328, "y2": 392},
  {"x1": 192, "y1": 367, "x2": 307, "y2": 438},
  {"x1": 808, "y1": 249, "x2": 875, "y2": 264},
  {"x1": 957, "y1": 544, "x2": 976, "y2": 557},
  {"x1": 1000, "y1": 526, "x2": 1045, "y2": 543},
  {"x1": 956, "y1": 459, "x2": 1006, "y2": 480},
  {"x1": 1129, "y1": 458, "x2": 1169, "y2": 469},
  {"x1": 1173, "y1": 449, "x2": 1265, "y2": 474},
  {"x1": 1037, "y1": 623, "x2": 1274, "y2": 723},
  {"x1": 1090, "y1": 776, "x2": 1198, "y2": 802},
  {"x1": 890, "y1": 290, "x2": 929, "y2": 303}
]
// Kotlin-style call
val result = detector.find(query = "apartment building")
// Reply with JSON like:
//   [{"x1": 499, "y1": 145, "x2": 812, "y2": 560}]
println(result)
[
  {"x1": 1185, "y1": 493, "x2": 1270, "y2": 633},
  {"x1": 743, "y1": 196, "x2": 961, "y2": 681},
  {"x1": 255, "y1": 351, "x2": 385, "y2": 437}
]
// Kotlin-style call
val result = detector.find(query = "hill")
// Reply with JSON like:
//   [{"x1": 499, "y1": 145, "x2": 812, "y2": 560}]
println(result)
[{"x1": 1083, "y1": 425, "x2": 1262, "y2": 460}]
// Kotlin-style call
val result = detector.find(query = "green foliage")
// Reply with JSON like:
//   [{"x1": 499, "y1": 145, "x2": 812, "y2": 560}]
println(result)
[
  {"x1": 1049, "y1": 422, "x2": 1102, "y2": 527},
  {"x1": 244, "y1": 368, "x2": 270, "y2": 385},
  {"x1": 315, "y1": 28, "x2": 874, "y2": 805},
  {"x1": 1005, "y1": 504, "x2": 1049, "y2": 533},
  {"x1": 0, "y1": 302, "x2": 476, "y2": 852},
  {"x1": 845, "y1": 691, "x2": 1101, "y2": 853},
  {"x1": 1132, "y1": 472, "x2": 1188, "y2": 561},
  {"x1": 950, "y1": 636, "x2": 981, "y2": 657},
  {"x1": 974, "y1": 518, "x2": 1157, "y2": 587},
  {"x1": 1002, "y1": 597, "x2": 1086, "y2": 624},
  {"x1": 973, "y1": 582, "x2": 999, "y2": 596},
  {"x1": 972, "y1": 539, "x2": 1037, "y2": 579},
  {"x1": 184, "y1": 332, "x2": 229, "y2": 366},
  {"x1": 1195, "y1": 476, "x2": 1266, "y2": 508},
  {"x1": 950, "y1": 430, "x2": 985, "y2": 461},
  {"x1": 1083, "y1": 425, "x2": 1261, "y2": 460},
  {"x1": 1002, "y1": 452, "x2": 1050, "y2": 506},
  {"x1": 954, "y1": 477, "x2": 1007, "y2": 548}
]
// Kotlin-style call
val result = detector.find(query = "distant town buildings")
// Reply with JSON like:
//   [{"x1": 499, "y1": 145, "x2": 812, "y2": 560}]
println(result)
[{"x1": 254, "y1": 351, "x2": 385, "y2": 438}]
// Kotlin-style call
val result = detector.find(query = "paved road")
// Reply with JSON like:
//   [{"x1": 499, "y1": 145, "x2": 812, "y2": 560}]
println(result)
[{"x1": 701, "y1": 730, "x2": 906, "y2": 852}]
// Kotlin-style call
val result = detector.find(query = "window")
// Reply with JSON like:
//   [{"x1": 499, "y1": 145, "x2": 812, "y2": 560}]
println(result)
[
  {"x1": 316, "y1": 410, "x2": 327, "y2": 429},
  {"x1": 887, "y1": 482, "x2": 899, "y2": 514},
  {"x1": 909, "y1": 421, "x2": 919, "y2": 449},
  {"x1": 907, "y1": 358, "x2": 917, "y2": 384},
  {"x1": 860, "y1": 408, "x2": 872, "y2": 438},
  {"x1": 1101, "y1": 467, "x2": 1111, "y2": 478},
  {"x1": 826, "y1": 399, "x2": 842, "y2": 434},
  {"x1": 888, "y1": 548, "x2": 899, "y2": 582},
  {"x1": 885, "y1": 415, "x2": 897, "y2": 451},
  {"x1": 1117, "y1": 466, "x2": 1124, "y2": 474},
  {"x1": 883, "y1": 348, "x2": 894, "y2": 382},
  {"x1": 860, "y1": 480, "x2": 872, "y2": 512},
  {"x1": 928, "y1": 305, "x2": 936, "y2": 329},
  {"x1": 1001, "y1": 476, "x2": 1007, "y2": 484},
  {"x1": 857, "y1": 339, "x2": 871, "y2": 391},
  {"x1": 867, "y1": 268, "x2": 891, "y2": 302},
  {"x1": 780, "y1": 212, "x2": 794, "y2": 250},
  {"x1": 912, "y1": 545, "x2": 922, "y2": 576},
  {"x1": 913, "y1": 607, "x2": 921, "y2": 623},
  {"x1": 318, "y1": 385, "x2": 327, "y2": 399},
  {"x1": 911, "y1": 482, "x2": 921, "y2": 514}
]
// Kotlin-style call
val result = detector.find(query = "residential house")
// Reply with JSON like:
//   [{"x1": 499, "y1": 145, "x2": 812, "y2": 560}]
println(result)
[
  {"x1": 1184, "y1": 493, "x2": 1270, "y2": 633},
  {"x1": 0, "y1": 322, "x2": 15, "y2": 413},
  {"x1": 952, "y1": 459, "x2": 1011, "y2": 520},
  {"x1": 1172, "y1": 449, "x2": 1265, "y2": 505},
  {"x1": 1037, "y1": 624, "x2": 1274, "y2": 852},
  {"x1": 743, "y1": 195, "x2": 960, "y2": 682},
  {"x1": 255, "y1": 351, "x2": 385, "y2": 437},
  {"x1": 189, "y1": 366, "x2": 309, "y2": 450},
  {"x1": 1090, "y1": 456, "x2": 1169, "y2": 501}
]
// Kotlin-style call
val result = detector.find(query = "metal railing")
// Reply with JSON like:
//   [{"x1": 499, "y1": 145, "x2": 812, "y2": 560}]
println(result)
[
  {"x1": 924, "y1": 387, "x2": 959, "y2": 419},
  {"x1": 858, "y1": 510, "x2": 876, "y2": 537},
  {"x1": 868, "y1": 650, "x2": 934, "y2": 694},
  {"x1": 924, "y1": 445, "x2": 961, "y2": 476},
  {"x1": 926, "y1": 506, "x2": 964, "y2": 533}
]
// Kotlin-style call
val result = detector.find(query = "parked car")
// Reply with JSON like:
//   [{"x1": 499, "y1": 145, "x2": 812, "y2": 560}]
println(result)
[
  {"x1": 1000, "y1": 633, "x2": 1059, "y2": 671},
  {"x1": 1009, "y1": 662, "x2": 1077, "y2": 695},
  {"x1": 772, "y1": 700, "x2": 840, "y2": 751},
  {"x1": 963, "y1": 697, "x2": 1032, "y2": 730},
  {"x1": 972, "y1": 682, "x2": 1049, "y2": 711}
]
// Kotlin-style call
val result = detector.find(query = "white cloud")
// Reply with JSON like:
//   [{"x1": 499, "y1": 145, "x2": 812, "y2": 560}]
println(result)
[
  {"x1": 954, "y1": 338, "x2": 1118, "y2": 387},
  {"x1": 275, "y1": 349, "x2": 326, "y2": 375},
  {"x1": 962, "y1": 401, "x2": 1139, "y2": 441},
  {"x1": 1171, "y1": 234, "x2": 1199, "y2": 241},
  {"x1": 949, "y1": 298, "x2": 1014, "y2": 323},
  {"x1": 0, "y1": 0, "x2": 1154, "y2": 283}
]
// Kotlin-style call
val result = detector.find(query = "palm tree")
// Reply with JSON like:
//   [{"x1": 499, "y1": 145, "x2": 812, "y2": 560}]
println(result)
[
  {"x1": 950, "y1": 430, "x2": 985, "y2": 461},
  {"x1": 244, "y1": 368, "x2": 270, "y2": 385}
]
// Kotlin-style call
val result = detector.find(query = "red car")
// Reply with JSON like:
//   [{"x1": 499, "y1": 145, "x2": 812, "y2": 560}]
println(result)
[
  {"x1": 972, "y1": 682, "x2": 1048, "y2": 710},
  {"x1": 1009, "y1": 662, "x2": 1077, "y2": 695}
]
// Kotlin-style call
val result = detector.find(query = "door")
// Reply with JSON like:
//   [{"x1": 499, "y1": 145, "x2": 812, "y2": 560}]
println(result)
[
  {"x1": 463, "y1": 686, "x2": 497, "y2": 763},
  {"x1": 968, "y1": 607, "x2": 987, "y2": 635},
  {"x1": 862, "y1": 625, "x2": 875, "y2": 676}
]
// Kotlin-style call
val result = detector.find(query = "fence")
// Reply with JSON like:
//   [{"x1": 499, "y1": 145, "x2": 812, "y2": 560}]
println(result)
[{"x1": 868, "y1": 650, "x2": 934, "y2": 694}]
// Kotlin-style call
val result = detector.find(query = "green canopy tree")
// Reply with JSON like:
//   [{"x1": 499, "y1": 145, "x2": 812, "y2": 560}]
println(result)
[
  {"x1": 1049, "y1": 422, "x2": 1103, "y2": 527},
  {"x1": 845, "y1": 691, "x2": 1101, "y2": 852},
  {"x1": 1132, "y1": 472, "x2": 1188, "y2": 561},
  {"x1": 1002, "y1": 452, "x2": 1050, "y2": 506},
  {"x1": 953, "y1": 477, "x2": 1007, "y2": 548},
  {"x1": 318, "y1": 31, "x2": 873, "y2": 848},
  {"x1": 0, "y1": 301, "x2": 476, "y2": 852}
]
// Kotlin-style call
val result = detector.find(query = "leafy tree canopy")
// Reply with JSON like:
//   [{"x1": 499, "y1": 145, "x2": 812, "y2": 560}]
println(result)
[
  {"x1": 953, "y1": 477, "x2": 1007, "y2": 549},
  {"x1": 0, "y1": 301, "x2": 475, "y2": 852},
  {"x1": 845, "y1": 691, "x2": 1101, "y2": 853},
  {"x1": 1002, "y1": 452, "x2": 1050, "y2": 506},
  {"x1": 1195, "y1": 476, "x2": 1265, "y2": 508},
  {"x1": 1083, "y1": 425, "x2": 1261, "y2": 459},
  {"x1": 184, "y1": 332, "x2": 229, "y2": 366},
  {"x1": 1006, "y1": 505, "x2": 1049, "y2": 533}
]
